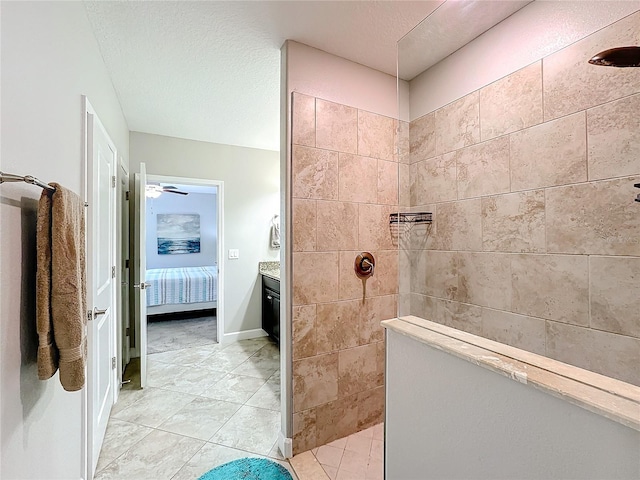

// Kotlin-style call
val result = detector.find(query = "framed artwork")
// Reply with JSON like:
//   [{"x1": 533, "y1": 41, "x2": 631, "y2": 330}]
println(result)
[{"x1": 157, "y1": 213, "x2": 201, "y2": 254}]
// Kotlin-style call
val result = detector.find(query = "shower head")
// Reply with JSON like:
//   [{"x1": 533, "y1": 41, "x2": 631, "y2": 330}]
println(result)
[{"x1": 588, "y1": 46, "x2": 640, "y2": 67}]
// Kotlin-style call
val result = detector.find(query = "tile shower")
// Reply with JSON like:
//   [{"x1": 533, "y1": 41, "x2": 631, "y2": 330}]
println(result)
[
  {"x1": 290, "y1": 93, "x2": 398, "y2": 454},
  {"x1": 402, "y1": 11, "x2": 640, "y2": 387}
]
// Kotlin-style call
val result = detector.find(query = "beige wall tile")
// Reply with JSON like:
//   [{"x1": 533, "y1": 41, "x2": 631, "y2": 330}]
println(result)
[
  {"x1": 315, "y1": 394, "x2": 359, "y2": 446},
  {"x1": 338, "y1": 153, "x2": 378, "y2": 204},
  {"x1": 409, "y1": 293, "x2": 438, "y2": 320},
  {"x1": 360, "y1": 295, "x2": 396, "y2": 345},
  {"x1": 410, "y1": 154, "x2": 457, "y2": 205},
  {"x1": 398, "y1": 163, "x2": 411, "y2": 208},
  {"x1": 315, "y1": 300, "x2": 361, "y2": 354},
  {"x1": 435, "y1": 91, "x2": 480, "y2": 155},
  {"x1": 456, "y1": 136, "x2": 510, "y2": 199},
  {"x1": 338, "y1": 344, "x2": 382, "y2": 398},
  {"x1": 316, "y1": 99, "x2": 358, "y2": 154},
  {"x1": 396, "y1": 120, "x2": 410, "y2": 164},
  {"x1": 482, "y1": 190, "x2": 545, "y2": 253},
  {"x1": 432, "y1": 199, "x2": 482, "y2": 251},
  {"x1": 543, "y1": 12, "x2": 640, "y2": 121},
  {"x1": 293, "y1": 199, "x2": 316, "y2": 252},
  {"x1": 358, "y1": 110, "x2": 395, "y2": 161},
  {"x1": 411, "y1": 250, "x2": 458, "y2": 300},
  {"x1": 370, "y1": 250, "x2": 398, "y2": 297},
  {"x1": 292, "y1": 93, "x2": 316, "y2": 147},
  {"x1": 375, "y1": 341, "x2": 385, "y2": 380},
  {"x1": 546, "y1": 321, "x2": 640, "y2": 386},
  {"x1": 590, "y1": 256, "x2": 640, "y2": 338},
  {"x1": 587, "y1": 93, "x2": 640, "y2": 181},
  {"x1": 480, "y1": 62, "x2": 543, "y2": 141},
  {"x1": 481, "y1": 308, "x2": 546, "y2": 355},
  {"x1": 511, "y1": 254, "x2": 588, "y2": 326},
  {"x1": 316, "y1": 201, "x2": 358, "y2": 251},
  {"x1": 293, "y1": 353, "x2": 339, "y2": 412},
  {"x1": 338, "y1": 250, "x2": 365, "y2": 301},
  {"x1": 409, "y1": 112, "x2": 436, "y2": 163},
  {"x1": 293, "y1": 252, "x2": 339, "y2": 305},
  {"x1": 293, "y1": 408, "x2": 317, "y2": 455},
  {"x1": 546, "y1": 176, "x2": 640, "y2": 256},
  {"x1": 438, "y1": 298, "x2": 483, "y2": 336},
  {"x1": 293, "y1": 305, "x2": 317, "y2": 361},
  {"x1": 457, "y1": 252, "x2": 511, "y2": 311},
  {"x1": 292, "y1": 145, "x2": 339, "y2": 200},
  {"x1": 377, "y1": 159, "x2": 398, "y2": 205},
  {"x1": 358, "y1": 204, "x2": 395, "y2": 251},
  {"x1": 357, "y1": 386, "x2": 385, "y2": 431},
  {"x1": 510, "y1": 112, "x2": 587, "y2": 192}
]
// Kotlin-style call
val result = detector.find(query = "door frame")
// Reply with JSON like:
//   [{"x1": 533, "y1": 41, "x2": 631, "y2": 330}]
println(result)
[
  {"x1": 81, "y1": 96, "x2": 118, "y2": 480},
  {"x1": 138, "y1": 174, "x2": 224, "y2": 352}
]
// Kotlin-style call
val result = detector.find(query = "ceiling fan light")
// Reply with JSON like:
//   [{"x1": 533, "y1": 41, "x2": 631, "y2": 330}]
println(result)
[{"x1": 145, "y1": 184, "x2": 163, "y2": 198}]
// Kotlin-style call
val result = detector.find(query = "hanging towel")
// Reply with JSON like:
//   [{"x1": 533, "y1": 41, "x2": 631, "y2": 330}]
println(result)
[
  {"x1": 270, "y1": 215, "x2": 280, "y2": 249},
  {"x1": 36, "y1": 183, "x2": 87, "y2": 391}
]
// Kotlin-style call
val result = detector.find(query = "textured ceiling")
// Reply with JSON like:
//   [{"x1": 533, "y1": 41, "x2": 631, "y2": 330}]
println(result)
[{"x1": 84, "y1": 1, "x2": 440, "y2": 152}]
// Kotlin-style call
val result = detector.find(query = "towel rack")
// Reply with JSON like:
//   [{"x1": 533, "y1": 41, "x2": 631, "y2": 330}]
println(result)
[{"x1": 0, "y1": 171, "x2": 56, "y2": 192}]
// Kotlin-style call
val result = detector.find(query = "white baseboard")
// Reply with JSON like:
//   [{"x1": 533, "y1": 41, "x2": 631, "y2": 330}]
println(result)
[
  {"x1": 278, "y1": 431, "x2": 293, "y2": 459},
  {"x1": 221, "y1": 328, "x2": 268, "y2": 345}
]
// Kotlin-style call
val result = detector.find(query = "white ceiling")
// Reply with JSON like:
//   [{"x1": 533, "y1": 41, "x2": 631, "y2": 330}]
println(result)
[{"x1": 84, "y1": 1, "x2": 530, "y2": 153}]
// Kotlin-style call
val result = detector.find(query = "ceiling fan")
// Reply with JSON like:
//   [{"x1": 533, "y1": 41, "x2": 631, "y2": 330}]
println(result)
[{"x1": 145, "y1": 183, "x2": 189, "y2": 198}]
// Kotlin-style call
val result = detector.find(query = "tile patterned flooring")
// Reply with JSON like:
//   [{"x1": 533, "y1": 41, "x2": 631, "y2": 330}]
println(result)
[
  {"x1": 95, "y1": 336, "x2": 295, "y2": 480},
  {"x1": 290, "y1": 424, "x2": 384, "y2": 480},
  {"x1": 147, "y1": 314, "x2": 217, "y2": 354}
]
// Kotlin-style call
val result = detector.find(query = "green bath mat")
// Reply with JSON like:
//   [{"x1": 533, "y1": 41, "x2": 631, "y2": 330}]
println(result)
[{"x1": 198, "y1": 457, "x2": 293, "y2": 480}]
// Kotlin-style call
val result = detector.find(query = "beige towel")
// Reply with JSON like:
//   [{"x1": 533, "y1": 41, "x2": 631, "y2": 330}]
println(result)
[{"x1": 36, "y1": 183, "x2": 87, "y2": 391}]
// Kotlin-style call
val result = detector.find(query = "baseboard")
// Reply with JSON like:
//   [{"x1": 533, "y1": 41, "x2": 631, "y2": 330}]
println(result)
[
  {"x1": 278, "y1": 431, "x2": 293, "y2": 459},
  {"x1": 221, "y1": 328, "x2": 268, "y2": 345}
]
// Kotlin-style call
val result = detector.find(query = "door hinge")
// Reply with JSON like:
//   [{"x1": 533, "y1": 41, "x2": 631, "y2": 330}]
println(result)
[
  {"x1": 125, "y1": 259, "x2": 130, "y2": 269},
  {"x1": 111, "y1": 357, "x2": 116, "y2": 369},
  {"x1": 112, "y1": 175, "x2": 116, "y2": 188},
  {"x1": 125, "y1": 327, "x2": 130, "y2": 337},
  {"x1": 125, "y1": 191, "x2": 130, "y2": 201},
  {"x1": 87, "y1": 310, "x2": 93, "y2": 322},
  {"x1": 112, "y1": 266, "x2": 116, "y2": 278}
]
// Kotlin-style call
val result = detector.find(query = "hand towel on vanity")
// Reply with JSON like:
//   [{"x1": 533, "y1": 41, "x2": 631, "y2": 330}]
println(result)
[{"x1": 36, "y1": 183, "x2": 87, "y2": 391}]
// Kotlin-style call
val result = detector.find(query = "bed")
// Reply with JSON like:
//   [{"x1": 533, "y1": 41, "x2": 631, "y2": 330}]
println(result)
[{"x1": 145, "y1": 265, "x2": 218, "y2": 315}]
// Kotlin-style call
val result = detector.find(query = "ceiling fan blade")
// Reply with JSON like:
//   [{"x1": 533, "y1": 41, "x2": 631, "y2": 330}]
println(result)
[{"x1": 164, "y1": 189, "x2": 188, "y2": 195}]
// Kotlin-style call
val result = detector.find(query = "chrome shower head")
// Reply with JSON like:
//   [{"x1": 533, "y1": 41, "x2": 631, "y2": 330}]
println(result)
[{"x1": 588, "y1": 46, "x2": 640, "y2": 67}]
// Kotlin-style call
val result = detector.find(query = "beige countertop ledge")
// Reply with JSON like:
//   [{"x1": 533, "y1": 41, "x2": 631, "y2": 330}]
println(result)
[
  {"x1": 382, "y1": 316, "x2": 640, "y2": 432},
  {"x1": 258, "y1": 261, "x2": 280, "y2": 280}
]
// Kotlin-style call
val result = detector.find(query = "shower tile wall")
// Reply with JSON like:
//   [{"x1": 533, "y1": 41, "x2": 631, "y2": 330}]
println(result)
[
  {"x1": 406, "y1": 11, "x2": 640, "y2": 387},
  {"x1": 290, "y1": 92, "x2": 398, "y2": 454}
]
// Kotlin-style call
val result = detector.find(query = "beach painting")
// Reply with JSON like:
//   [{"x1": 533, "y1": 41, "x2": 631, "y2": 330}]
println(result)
[{"x1": 157, "y1": 213, "x2": 201, "y2": 254}]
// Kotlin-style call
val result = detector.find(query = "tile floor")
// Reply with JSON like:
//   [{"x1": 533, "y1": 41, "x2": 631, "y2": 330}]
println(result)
[
  {"x1": 147, "y1": 314, "x2": 217, "y2": 354},
  {"x1": 95, "y1": 336, "x2": 294, "y2": 480},
  {"x1": 290, "y1": 424, "x2": 384, "y2": 480}
]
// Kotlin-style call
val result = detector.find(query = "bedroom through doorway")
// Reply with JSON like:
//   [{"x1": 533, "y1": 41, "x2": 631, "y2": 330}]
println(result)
[{"x1": 143, "y1": 175, "x2": 222, "y2": 355}]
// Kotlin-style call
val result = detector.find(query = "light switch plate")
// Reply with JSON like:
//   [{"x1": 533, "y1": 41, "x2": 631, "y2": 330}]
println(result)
[{"x1": 228, "y1": 249, "x2": 239, "y2": 259}]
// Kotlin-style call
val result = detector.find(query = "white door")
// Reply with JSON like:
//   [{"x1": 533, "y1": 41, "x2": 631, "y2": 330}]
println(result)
[
  {"x1": 134, "y1": 163, "x2": 148, "y2": 388},
  {"x1": 85, "y1": 99, "x2": 117, "y2": 477}
]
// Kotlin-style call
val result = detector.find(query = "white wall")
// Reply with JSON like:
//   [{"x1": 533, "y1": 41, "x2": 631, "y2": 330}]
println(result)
[
  {"x1": 130, "y1": 132, "x2": 279, "y2": 337},
  {"x1": 0, "y1": 2, "x2": 129, "y2": 479},
  {"x1": 146, "y1": 192, "x2": 217, "y2": 269},
  {"x1": 409, "y1": 0, "x2": 640, "y2": 119},
  {"x1": 386, "y1": 329, "x2": 640, "y2": 479},
  {"x1": 285, "y1": 40, "x2": 409, "y2": 120}
]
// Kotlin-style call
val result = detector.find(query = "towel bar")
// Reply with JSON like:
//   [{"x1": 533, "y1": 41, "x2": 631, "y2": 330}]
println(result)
[{"x1": 0, "y1": 171, "x2": 56, "y2": 192}]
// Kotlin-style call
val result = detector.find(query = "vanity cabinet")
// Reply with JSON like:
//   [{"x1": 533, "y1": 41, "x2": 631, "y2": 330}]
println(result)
[{"x1": 262, "y1": 275, "x2": 280, "y2": 344}]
